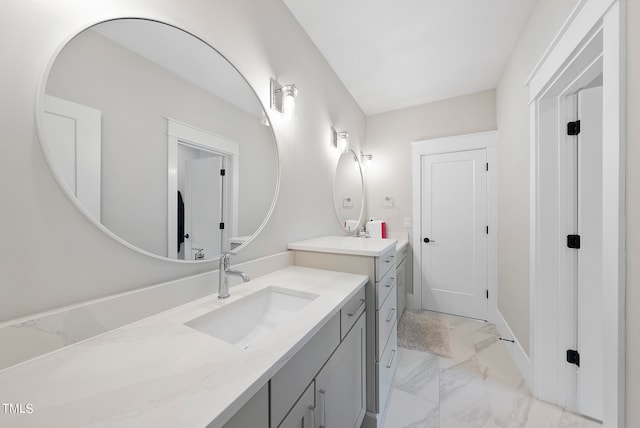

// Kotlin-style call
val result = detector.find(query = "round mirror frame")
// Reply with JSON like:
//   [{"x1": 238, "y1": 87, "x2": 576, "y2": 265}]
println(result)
[
  {"x1": 332, "y1": 149, "x2": 365, "y2": 232},
  {"x1": 35, "y1": 17, "x2": 280, "y2": 263}
]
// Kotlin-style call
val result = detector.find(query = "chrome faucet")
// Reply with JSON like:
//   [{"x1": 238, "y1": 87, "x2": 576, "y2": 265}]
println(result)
[
  {"x1": 218, "y1": 252, "x2": 250, "y2": 299},
  {"x1": 356, "y1": 227, "x2": 370, "y2": 238}
]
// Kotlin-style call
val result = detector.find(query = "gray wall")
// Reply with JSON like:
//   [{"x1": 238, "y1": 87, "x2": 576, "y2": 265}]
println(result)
[
  {"x1": 365, "y1": 89, "x2": 497, "y2": 234},
  {"x1": 0, "y1": 0, "x2": 364, "y2": 322}
]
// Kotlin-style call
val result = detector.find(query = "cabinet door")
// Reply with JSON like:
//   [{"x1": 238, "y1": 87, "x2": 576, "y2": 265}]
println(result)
[
  {"x1": 315, "y1": 313, "x2": 366, "y2": 428},
  {"x1": 279, "y1": 381, "x2": 316, "y2": 428},
  {"x1": 220, "y1": 384, "x2": 268, "y2": 428},
  {"x1": 271, "y1": 314, "x2": 340, "y2": 427}
]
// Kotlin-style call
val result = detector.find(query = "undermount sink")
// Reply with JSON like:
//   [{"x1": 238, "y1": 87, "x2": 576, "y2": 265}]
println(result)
[{"x1": 185, "y1": 286, "x2": 318, "y2": 349}]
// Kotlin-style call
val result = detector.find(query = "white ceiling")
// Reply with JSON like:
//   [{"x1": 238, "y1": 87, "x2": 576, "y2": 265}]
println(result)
[{"x1": 283, "y1": 0, "x2": 536, "y2": 116}]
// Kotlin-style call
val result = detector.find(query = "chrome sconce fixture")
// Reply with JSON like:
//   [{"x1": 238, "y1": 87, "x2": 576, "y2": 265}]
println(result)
[
  {"x1": 331, "y1": 127, "x2": 350, "y2": 153},
  {"x1": 360, "y1": 150, "x2": 373, "y2": 169},
  {"x1": 270, "y1": 78, "x2": 298, "y2": 119}
]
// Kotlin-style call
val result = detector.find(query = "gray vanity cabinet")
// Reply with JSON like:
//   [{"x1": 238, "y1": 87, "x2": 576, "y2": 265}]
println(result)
[
  {"x1": 220, "y1": 285, "x2": 366, "y2": 428},
  {"x1": 271, "y1": 314, "x2": 340, "y2": 427},
  {"x1": 269, "y1": 287, "x2": 366, "y2": 428},
  {"x1": 219, "y1": 384, "x2": 269, "y2": 428},
  {"x1": 278, "y1": 313, "x2": 366, "y2": 428},
  {"x1": 315, "y1": 313, "x2": 366, "y2": 428},
  {"x1": 291, "y1": 242, "x2": 398, "y2": 428}
]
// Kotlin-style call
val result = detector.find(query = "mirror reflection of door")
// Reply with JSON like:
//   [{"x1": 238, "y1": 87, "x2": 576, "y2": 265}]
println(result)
[
  {"x1": 167, "y1": 119, "x2": 240, "y2": 260},
  {"x1": 177, "y1": 145, "x2": 228, "y2": 260}
]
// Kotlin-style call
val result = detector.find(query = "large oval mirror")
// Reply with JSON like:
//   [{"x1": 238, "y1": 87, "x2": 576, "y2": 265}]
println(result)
[
  {"x1": 37, "y1": 19, "x2": 279, "y2": 262},
  {"x1": 333, "y1": 150, "x2": 365, "y2": 232}
]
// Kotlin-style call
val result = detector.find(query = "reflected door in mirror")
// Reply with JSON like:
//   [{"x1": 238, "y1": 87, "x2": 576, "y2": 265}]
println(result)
[{"x1": 181, "y1": 154, "x2": 223, "y2": 260}]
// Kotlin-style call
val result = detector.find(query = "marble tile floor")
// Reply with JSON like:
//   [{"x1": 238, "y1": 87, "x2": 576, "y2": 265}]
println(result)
[{"x1": 382, "y1": 311, "x2": 602, "y2": 428}]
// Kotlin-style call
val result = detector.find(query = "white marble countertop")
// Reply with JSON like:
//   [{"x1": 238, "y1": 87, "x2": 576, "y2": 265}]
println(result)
[
  {"x1": 288, "y1": 235, "x2": 397, "y2": 257},
  {"x1": 0, "y1": 266, "x2": 367, "y2": 428}
]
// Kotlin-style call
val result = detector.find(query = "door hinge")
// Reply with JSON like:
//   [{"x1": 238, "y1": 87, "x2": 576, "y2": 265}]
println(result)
[
  {"x1": 486, "y1": 289, "x2": 489, "y2": 299},
  {"x1": 567, "y1": 234, "x2": 581, "y2": 249},
  {"x1": 567, "y1": 120, "x2": 581, "y2": 136},
  {"x1": 220, "y1": 169, "x2": 226, "y2": 176},
  {"x1": 219, "y1": 222, "x2": 225, "y2": 230},
  {"x1": 567, "y1": 349, "x2": 580, "y2": 367},
  {"x1": 486, "y1": 162, "x2": 489, "y2": 171}
]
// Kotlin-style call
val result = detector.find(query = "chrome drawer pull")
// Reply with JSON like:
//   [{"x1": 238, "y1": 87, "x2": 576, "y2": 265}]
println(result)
[
  {"x1": 386, "y1": 349, "x2": 397, "y2": 368},
  {"x1": 319, "y1": 389, "x2": 326, "y2": 428},
  {"x1": 347, "y1": 298, "x2": 365, "y2": 317},
  {"x1": 386, "y1": 308, "x2": 395, "y2": 322},
  {"x1": 306, "y1": 405, "x2": 315, "y2": 428},
  {"x1": 385, "y1": 277, "x2": 395, "y2": 288}
]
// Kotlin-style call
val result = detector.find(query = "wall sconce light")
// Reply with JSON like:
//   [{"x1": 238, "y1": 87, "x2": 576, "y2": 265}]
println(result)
[
  {"x1": 331, "y1": 127, "x2": 350, "y2": 153},
  {"x1": 271, "y1": 78, "x2": 298, "y2": 119},
  {"x1": 360, "y1": 150, "x2": 373, "y2": 169}
]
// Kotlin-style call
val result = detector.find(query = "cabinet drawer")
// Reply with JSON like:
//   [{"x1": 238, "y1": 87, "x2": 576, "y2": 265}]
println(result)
[
  {"x1": 341, "y1": 285, "x2": 366, "y2": 340},
  {"x1": 271, "y1": 313, "x2": 340, "y2": 428},
  {"x1": 376, "y1": 324, "x2": 398, "y2": 412},
  {"x1": 375, "y1": 246, "x2": 396, "y2": 281},
  {"x1": 278, "y1": 381, "x2": 315, "y2": 428},
  {"x1": 375, "y1": 267, "x2": 396, "y2": 309},
  {"x1": 376, "y1": 284, "x2": 397, "y2": 361}
]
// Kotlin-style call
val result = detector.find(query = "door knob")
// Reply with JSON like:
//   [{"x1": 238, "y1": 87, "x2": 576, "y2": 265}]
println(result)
[{"x1": 423, "y1": 237, "x2": 436, "y2": 243}]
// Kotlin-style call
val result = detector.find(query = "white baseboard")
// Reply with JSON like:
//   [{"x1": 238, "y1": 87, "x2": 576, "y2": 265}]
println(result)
[{"x1": 491, "y1": 309, "x2": 532, "y2": 389}]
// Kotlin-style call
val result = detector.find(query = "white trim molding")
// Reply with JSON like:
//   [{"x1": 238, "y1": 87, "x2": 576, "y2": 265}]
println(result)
[
  {"x1": 167, "y1": 118, "x2": 241, "y2": 259},
  {"x1": 527, "y1": 1, "x2": 625, "y2": 426},
  {"x1": 410, "y1": 131, "x2": 498, "y2": 325}
]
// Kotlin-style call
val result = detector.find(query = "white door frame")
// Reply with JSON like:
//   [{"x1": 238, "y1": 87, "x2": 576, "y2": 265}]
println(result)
[
  {"x1": 167, "y1": 118, "x2": 240, "y2": 259},
  {"x1": 526, "y1": 1, "x2": 625, "y2": 425},
  {"x1": 410, "y1": 131, "x2": 498, "y2": 322}
]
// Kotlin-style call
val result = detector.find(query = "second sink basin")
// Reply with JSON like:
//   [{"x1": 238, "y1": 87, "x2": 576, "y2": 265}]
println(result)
[{"x1": 185, "y1": 286, "x2": 318, "y2": 349}]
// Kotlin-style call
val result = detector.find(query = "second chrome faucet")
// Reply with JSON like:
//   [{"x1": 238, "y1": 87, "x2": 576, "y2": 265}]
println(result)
[{"x1": 218, "y1": 252, "x2": 250, "y2": 299}]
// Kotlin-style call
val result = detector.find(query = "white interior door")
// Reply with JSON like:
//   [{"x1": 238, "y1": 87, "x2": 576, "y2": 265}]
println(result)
[
  {"x1": 184, "y1": 156, "x2": 223, "y2": 260},
  {"x1": 572, "y1": 85, "x2": 603, "y2": 421},
  {"x1": 43, "y1": 95, "x2": 101, "y2": 220},
  {"x1": 420, "y1": 149, "x2": 487, "y2": 320}
]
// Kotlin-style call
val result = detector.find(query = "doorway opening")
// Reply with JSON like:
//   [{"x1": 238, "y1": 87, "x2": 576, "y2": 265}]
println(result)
[
  {"x1": 167, "y1": 119, "x2": 240, "y2": 260},
  {"x1": 527, "y1": 1, "x2": 625, "y2": 425}
]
